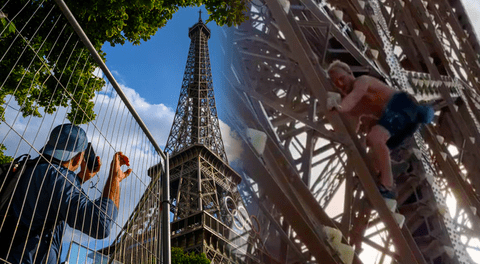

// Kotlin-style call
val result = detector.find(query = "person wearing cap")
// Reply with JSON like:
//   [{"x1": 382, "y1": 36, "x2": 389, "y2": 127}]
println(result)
[
  {"x1": 0, "y1": 124, "x2": 132, "y2": 264},
  {"x1": 327, "y1": 60, "x2": 434, "y2": 199}
]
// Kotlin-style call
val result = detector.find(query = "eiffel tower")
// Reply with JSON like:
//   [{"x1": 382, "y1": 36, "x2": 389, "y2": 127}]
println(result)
[
  {"x1": 163, "y1": 11, "x2": 262, "y2": 263},
  {"x1": 164, "y1": 10, "x2": 226, "y2": 162},
  {"x1": 102, "y1": 11, "x2": 277, "y2": 264}
]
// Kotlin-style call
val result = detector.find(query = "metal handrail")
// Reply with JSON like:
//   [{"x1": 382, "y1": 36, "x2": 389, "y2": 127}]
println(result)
[{"x1": 53, "y1": 0, "x2": 166, "y2": 160}]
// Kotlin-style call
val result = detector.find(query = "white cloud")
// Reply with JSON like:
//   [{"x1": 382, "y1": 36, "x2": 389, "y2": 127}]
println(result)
[{"x1": 460, "y1": 0, "x2": 480, "y2": 39}]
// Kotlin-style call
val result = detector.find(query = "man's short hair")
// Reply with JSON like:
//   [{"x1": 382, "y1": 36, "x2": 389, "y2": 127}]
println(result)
[{"x1": 327, "y1": 60, "x2": 353, "y2": 76}]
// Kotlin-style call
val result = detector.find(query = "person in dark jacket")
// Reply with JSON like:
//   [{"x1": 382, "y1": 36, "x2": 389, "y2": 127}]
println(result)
[{"x1": 0, "y1": 124, "x2": 132, "y2": 263}]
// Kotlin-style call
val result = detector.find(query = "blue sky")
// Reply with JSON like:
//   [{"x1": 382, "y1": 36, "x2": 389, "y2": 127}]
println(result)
[{"x1": 102, "y1": 6, "x2": 229, "y2": 113}]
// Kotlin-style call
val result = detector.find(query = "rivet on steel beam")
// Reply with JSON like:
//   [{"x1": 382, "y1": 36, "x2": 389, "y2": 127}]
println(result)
[
  {"x1": 336, "y1": 243, "x2": 354, "y2": 264},
  {"x1": 384, "y1": 198, "x2": 397, "y2": 212},
  {"x1": 357, "y1": 14, "x2": 365, "y2": 24},
  {"x1": 437, "y1": 204, "x2": 448, "y2": 215},
  {"x1": 354, "y1": 30, "x2": 366, "y2": 44},
  {"x1": 323, "y1": 226, "x2": 342, "y2": 246},
  {"x1": 354, "y1": 30, "x2": 365, "y2": 44},
  {"x1": 334, "y1": 10, "x2": 344, "y2": 21},
  {"x1": 425, "y1": 173, "x2": 435, "y2": 185},
  {"x1": 279, "y1": 0, "x2": 291, "y2": 13},
  {"x1": 440, "y1": 151, "x2": 447, "y2": 161},
  {"x1": 470, "y1": 206, "x2": 477, "y2": 215},
  {"x1": 393, "y1": 213, "x2": 405, "y2": 228},
  {"x1": 358, "y1": 0, "x2": 366, "y2": 9},
  {"x1": 443, "y1": 246, "x2": 455, "y2": 258},
  {"x1": 370, "y1": 49, "x2": 379, "y2": 59},
  {"x1": 436, "y1": 135, "x2": 445, "y2": 144},
  {"x1": 470, "y1": 137, "x2": 475, "y2": 144}
]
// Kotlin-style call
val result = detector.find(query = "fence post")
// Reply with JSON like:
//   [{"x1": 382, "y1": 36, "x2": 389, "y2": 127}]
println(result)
[{"x1": 161, "y1": 153, "x2": 171, "y2": 264}]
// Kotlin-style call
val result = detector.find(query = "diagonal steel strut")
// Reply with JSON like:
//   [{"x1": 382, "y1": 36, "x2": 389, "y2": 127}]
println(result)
[{"x1": 263, "y1": 0, "x2": 428, "y2": 263}]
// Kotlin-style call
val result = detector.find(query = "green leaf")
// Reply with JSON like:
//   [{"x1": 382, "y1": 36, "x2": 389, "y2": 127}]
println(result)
[
  {"x1": 1, "y1": 0, "x2": 248, "y2": 127},
  {"x1": 0, "y1": 144, "x2": 13, "y2": 164},
  {"x1": 7, "y1": 22, "x2": 15, "y2": 34}
]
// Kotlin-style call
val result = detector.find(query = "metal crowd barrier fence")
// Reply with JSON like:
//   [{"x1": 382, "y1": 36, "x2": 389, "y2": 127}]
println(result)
[{"x1": 0, "y1": 0, "x2": 168, "y2": 263}]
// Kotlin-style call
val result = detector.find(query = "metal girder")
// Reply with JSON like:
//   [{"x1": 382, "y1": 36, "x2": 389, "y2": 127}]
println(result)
[
  {"x1": 463, "y1": 89, "x2": 480, "y2": 128},
  {"x1": 241, "y1": 177, "x2": 309, "y2": 262},
  {"x1": 434, "y1": 0, "x2": 480, "y2": 84},
  {"x1": 398, "y1": 0, "x2": 480, "y2": 195},
  {"x1": 264, "y1": 0, "x2": 427, "y2": 263},
  {"x1": 340, "y1": 159, "x2": 354, "y2": 238},
  {"x1": 231, "y1": 106, "x2": 342, "y2": 262},
  {"x1": 299, "y1": 129, "x2": 315, "y2": 185},
  {"x1": 223, "y1": 0, "x2": 480, "y2": 263},
  {"x1": 412, "y1": 0, "x2": 478, "y2": 88},
  {"x1": 303, "y1": 1, "x2": 388, "y2": 75},
  {"x1": 422, "y1": 127, "x2": 480, "y2": 235},
  {"x1": 387, "y1": 0, "x2": 480, "y2": 162},
  {"x1": 164, "y1": 19, "x2": 227, "y2": 162},
  {"x1": 248, "y1": 88, "x2": 343, "y2": 142},
  {"x1": 414, "y1": 0, "x2": 479, "y2": 90}
]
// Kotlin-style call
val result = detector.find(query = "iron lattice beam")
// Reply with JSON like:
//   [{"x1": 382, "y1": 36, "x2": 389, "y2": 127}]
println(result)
[
  {"x1": 223, "y1": 0, "x2": 480, "y2": 263},
  {"x1": 164, "y1": 17, "x2": 227, "y2": 162}
]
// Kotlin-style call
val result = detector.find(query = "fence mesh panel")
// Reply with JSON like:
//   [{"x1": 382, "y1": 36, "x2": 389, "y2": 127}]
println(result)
[{"x1": 0, "y1": 1, "x2": 164, "y2": 263}]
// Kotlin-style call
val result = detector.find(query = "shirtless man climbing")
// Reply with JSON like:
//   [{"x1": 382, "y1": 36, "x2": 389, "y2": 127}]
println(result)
[{"x1": 327, "y1": 60, "x2": 433, "y2": 198}]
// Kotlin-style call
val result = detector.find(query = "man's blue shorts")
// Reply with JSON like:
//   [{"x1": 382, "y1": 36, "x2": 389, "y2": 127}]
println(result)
[{"x1": 378, "y1": 92, "x2": 421, "y2": 149}]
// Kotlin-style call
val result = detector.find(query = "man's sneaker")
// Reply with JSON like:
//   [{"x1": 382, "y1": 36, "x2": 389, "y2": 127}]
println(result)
[{"x1": 378, "y1": 184, "x2": 396, "y2": 199}]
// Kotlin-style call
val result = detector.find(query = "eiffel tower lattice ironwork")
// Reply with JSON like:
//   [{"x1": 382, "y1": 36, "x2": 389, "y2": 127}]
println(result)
[
  {"x1": 164, "y1": 10, "x2": 227, "y2": 162},
  {"x1": 163, "y1": 12, "x2": 267, "y2": 263}
]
